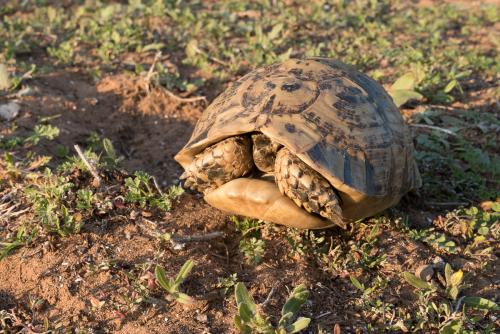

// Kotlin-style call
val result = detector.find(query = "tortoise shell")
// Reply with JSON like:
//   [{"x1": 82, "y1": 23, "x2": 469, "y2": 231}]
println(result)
[{"x1": 175, "y1": 58, "x2": 421, "y2": 221}]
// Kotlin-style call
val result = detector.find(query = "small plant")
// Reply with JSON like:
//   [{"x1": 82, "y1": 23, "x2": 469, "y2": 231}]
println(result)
[
  {"x1": 125, "y1": 171, "x2": 184, "y2": 211},
  {"x1": 443, "y1": 263, "x2": 464, "y2": 301},
  {"x1": 234, "y1": 283, "x2": 311, "y2": 334},
  {"x1": 24, "y1": 124, "x2": 60, "y2": 145},
  {"x1": 154, "y1": 259, "x2": 195, "y2": 305},
  {"x1": 232, "y1": 216, "x2": 264, "y2": 236},
  {"x1": 239, "y1": 237, "x2": 265, "y2": 265},
  {"x1": 0, "y1": 225, "x2": 36, "y2": 260},
  {"x1": 101, "y1": 138, "x2": 124, "y2": 168},
  {"x1": 24, "y1": 169, "x2": 81, "y2": 237},
  {"x1": 231, "y1": 216, "x2": 266, "y2": 265},
  {"x1": 76, "y1": 189, "x2": 94, "y2": 211},
  {"x1": 216, "y1": 273, "x2": 238, "y2": 295}
]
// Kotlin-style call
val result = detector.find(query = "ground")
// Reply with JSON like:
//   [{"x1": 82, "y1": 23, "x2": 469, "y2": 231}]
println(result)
[{"x1": 0, "y1": 1, "x2": 498, "y2": 333}]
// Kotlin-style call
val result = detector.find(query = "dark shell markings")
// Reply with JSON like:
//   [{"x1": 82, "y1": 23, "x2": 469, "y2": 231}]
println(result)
[{"x1": 175, "y1": 57, "x2": 421, "y2": 223}]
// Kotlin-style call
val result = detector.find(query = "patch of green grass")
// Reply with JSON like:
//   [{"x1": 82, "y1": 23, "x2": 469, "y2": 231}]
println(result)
[
  {"x1": 24, "y1": 169, "x2": 80, "y2": 237},
  {"x1": 124, "y1": 171, "x2": 184, "y2": 211}
]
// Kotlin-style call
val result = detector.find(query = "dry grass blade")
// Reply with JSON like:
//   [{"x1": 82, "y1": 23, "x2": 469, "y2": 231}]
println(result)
[{"x1": 74, "y1": 144, "x2": 101, "y2": 185}]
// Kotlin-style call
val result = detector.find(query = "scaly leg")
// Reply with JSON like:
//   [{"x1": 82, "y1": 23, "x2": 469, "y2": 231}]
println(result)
[
  {"x1": 274, "y1": 147, "x2": 345, "y2": 227},
  {"x1": 181, "y1": 136, "x2": 254, "y2": 194}
]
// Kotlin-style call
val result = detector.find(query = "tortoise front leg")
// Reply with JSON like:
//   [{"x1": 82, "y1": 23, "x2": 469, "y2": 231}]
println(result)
[
  {"x1": 274, "y1": 148, "x2": 346, "y2": 228},
  {"x1": 181, "y1": 136, "x2": 254, "y2": 194}
]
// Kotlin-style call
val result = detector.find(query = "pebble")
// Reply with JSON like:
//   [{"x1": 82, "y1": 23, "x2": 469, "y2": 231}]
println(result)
[
  {"x1": 415, "y1": 264, "x2": 434, "y2": 281},
  {"x1": 432, "y1": 256, "x2": 446, "y2": 271},
  {"x1": 0, "y1": 102, "x2": 20, "y2": 121},
  {"x1": 196, "y1": 313, "x2": 208, "y2": 323}
]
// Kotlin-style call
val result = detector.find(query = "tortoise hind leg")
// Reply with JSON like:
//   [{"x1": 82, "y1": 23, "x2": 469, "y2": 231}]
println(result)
[
  {"x1": 274, "y1": 148, "x2": 346, "y2": 228},
  {"x1": 181, "y1": 136, "x2": 254, "y2": 194}
]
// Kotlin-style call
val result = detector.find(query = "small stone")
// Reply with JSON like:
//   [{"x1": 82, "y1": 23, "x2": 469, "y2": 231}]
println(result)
[
  {"x1": 415, "y1": 264, "x2": 434, "y2": 281},
  {"x1": 0, "y1": 102, "x2": 20, "y2": 121},
  {"x1": 432, "y1": 256, "x2": 445, "y2": 271},
  {"x1": 196, "y1": 313, "x2": 208, "y2": 323}
]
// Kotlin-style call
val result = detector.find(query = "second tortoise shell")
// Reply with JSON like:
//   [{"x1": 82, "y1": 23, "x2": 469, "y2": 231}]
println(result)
[{"x1": 175, "y1": 57, "x2": 421, "y2": 221}]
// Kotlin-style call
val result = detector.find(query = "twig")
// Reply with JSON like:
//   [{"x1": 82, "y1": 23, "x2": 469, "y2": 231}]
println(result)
[
  {"x1": 152, "y1": 176, "x2": 164, "y2": 196},
  {"x1": 163, "y1": 89, "x2": 207, "y2": 103},
  {"x1": 145, "y1": 52, "x2": 162, "y2": 83},
  {"x1": 409, "y1": 123, "x2": 457, "y2": 137},
  {"x1": 425, "y1": 201, "x2": 469, "y2": 207},
  {"x1": 2, "y1": 207, "x2": 30, "y2": 220},
  {"x1": 171, "y1": 231, "x2": 224, "y2": 243},
  {"x1": 192, "y1": 44, "x2": 229, "y2": 67},
  {"x1": 74, "y1": 145, "x2": 101, "y2": 185},
  {"x1": 142, "y1": 51, "x2": 162, "y2": 94},
  {"x1": 260, "y1": 285, "x2": 276, "y2": 308},
  {"x1": 315, "y1": 311, "x2": 332, "y2": 320}
]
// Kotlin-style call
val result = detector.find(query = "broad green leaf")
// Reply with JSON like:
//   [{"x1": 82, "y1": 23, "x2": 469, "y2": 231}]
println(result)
[
  {"x1": 402, "y1": 272, "x2": 433, "y2": 290},
  {"x1": 445, "y1": 263, "x2": 453, "y2": 286},
  {"x1": 174, "y1": 259, "x2": 194, "y2": 287},
  {"x1": 444, "y1": 79, "x2": 457, "y2": 93},
  {"x1": 448, "y1": 286, "x2": 459, "y2": 301},
  {"x1": 440, "y1": 319, "x2": 462, "y2": 334},
  {"x1": 238, "y1": 302, "x2": 255, "y2": 323},
  {"x1": 0, "y1": 63, "x2": 10, "y2": 90},
  {"x1": 234, "y1": 315, "x2": 252, "y2": 334},
  {"x1": 281, "y1": 284, "x2": 308, "y2": 318},
  {"x1": 450, "y1": 270, "x2": 463, "y2": 287},
  {"x1": 349, "y1": 276, "x2": 364, "y2": 291},
  {"x1": 285, "y1": 317, "x2": 311, "y2": 333},
  {"x1": 278, "y1": 312, "x2": 292, "y2": 327},
  {"x1": 491, "y1": 202, "x2": 500, "y2": 212},
  {"x1": 254, "y1": 313, "x2": 273, "y2": 332},
  {"x1": 155, "y1": 266, "x2": 173, "y2": 292},
  {"x1": 391, "y1": 72, "x2": 419, "y2": 91},
  {"x1": 462, "y1": 296, "x2": 499, "y2": 311},
  {"x1": 389, "y1": 89, "x2": 423, "y2": 107},
  {"x1": 235, "y1": 283, "x2": 256, "y2": 315}
]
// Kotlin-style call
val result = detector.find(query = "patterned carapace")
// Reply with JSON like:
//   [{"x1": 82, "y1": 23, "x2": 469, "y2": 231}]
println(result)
[{"x1": 175, "y1": 57, "x2": 421, "y2": 222}]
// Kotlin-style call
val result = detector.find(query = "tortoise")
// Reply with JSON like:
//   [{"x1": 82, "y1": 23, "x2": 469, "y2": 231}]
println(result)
[{"x1": 174, "y1": 58, "x2": 421, "y2": 229}]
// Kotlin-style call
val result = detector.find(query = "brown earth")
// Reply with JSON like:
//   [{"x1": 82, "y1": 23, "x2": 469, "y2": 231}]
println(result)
[{"x1": 0, "y1": 68, "x2": 498, "y2": 333}]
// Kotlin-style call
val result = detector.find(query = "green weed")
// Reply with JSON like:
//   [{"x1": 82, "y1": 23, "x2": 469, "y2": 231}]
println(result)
[
  {"x1": 232, "y1": 216, "x2": 266, "y2": 265},
  {"x1": 124, "y1": 171, "x2": 184, "y2": 211},
  {"x1": 24, "y1": 169, "x2": 80, "y2": 237},
  {"x1": 234, "y1": 282, "x2": 310, "y2": 334},
  {"x1": 154, "y1": 259, "x2": 195, "y2": 305}
]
